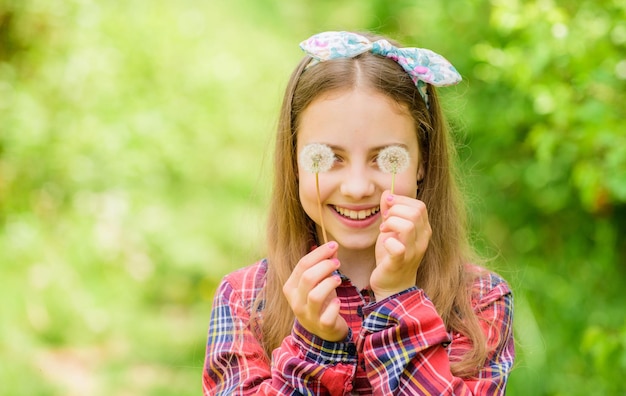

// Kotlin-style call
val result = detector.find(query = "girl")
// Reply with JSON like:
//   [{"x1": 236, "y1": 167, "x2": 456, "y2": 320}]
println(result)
[{"x1": 203, "y1": 31, "x2": 514, "y2": 395}]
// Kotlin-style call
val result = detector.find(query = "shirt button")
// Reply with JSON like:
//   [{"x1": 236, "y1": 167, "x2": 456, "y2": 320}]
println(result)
[{"x1": 356, "y1": 306, "x2": 364, "y2": 317}]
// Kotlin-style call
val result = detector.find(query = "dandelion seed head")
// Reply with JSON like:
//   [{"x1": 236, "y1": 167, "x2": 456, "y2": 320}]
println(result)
[
  {"x1": 377, "y1": 145, "x2": 410, "y2": 174},
  {"x1": 299, "y1": 143, "x2": 335, "y2": 173}
]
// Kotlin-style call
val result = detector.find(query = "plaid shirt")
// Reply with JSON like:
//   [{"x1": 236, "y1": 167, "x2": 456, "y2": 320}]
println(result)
[{"x1": 203, "y1": 259, "x2": 514, "y2": 395}]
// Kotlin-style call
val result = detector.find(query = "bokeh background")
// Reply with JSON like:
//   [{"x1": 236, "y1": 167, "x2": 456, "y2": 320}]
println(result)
[{"x1": 1, "y1": 0, "x2": 625, "y2": 395}]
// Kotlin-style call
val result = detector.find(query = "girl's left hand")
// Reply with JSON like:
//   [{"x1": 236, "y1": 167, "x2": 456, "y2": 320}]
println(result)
[{"x1": 372, "y1": 190, "x2": 432, "y2": 301}]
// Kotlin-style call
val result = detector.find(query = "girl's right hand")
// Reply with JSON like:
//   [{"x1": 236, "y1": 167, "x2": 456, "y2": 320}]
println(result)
[{"x1": 282, "y1": 241, "x2": 349, "y2": 342}]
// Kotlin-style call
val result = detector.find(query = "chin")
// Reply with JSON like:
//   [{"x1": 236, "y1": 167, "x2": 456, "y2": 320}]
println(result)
[{"x1": 333, "y1": 236, "x2": 377, "y2": 251}]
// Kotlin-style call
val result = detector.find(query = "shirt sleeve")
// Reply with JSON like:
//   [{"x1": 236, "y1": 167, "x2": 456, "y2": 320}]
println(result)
[
  {"x1": 359, "y1": 279, "x2": 514, "y2": 395},
  {"x1": 203, "y1": 275, "x2": 358, "y2": 396}
]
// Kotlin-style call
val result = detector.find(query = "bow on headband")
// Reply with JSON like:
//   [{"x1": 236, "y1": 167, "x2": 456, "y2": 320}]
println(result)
[{"x1": 299, "y1": 31, "x2": 462, "y2": 107}]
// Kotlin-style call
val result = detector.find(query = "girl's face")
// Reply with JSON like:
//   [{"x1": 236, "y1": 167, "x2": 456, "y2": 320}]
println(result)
[{"x1": 297, "y1": 87, "x2": 422, "y2": 253}]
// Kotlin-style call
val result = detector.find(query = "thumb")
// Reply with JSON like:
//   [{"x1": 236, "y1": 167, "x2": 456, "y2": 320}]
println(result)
[{"x1": 379, "y1": 190, "x2": 394, "y2": 216}]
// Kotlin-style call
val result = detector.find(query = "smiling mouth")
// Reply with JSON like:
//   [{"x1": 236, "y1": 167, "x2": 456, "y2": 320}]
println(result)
[{"x1": 333, "y1": 205, "x2": 380, "y2": 220}]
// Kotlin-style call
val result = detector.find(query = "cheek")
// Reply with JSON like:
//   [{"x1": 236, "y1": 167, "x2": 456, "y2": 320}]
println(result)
[
  {"x1": 298, "y1": 170, "x2": 320, "y2": 209},
  {"x1": 298, "y1": 167, "x2": 336, "y2": 197},
  {"x1": 297, "y1": 171, "x2": 326, "y2": 222},
  {"x1": 393, "y1": 167, "x2": 420, "y2": 198},
  {"x1": 298, "y1": 166, "x2": 315, "y2": 192}
]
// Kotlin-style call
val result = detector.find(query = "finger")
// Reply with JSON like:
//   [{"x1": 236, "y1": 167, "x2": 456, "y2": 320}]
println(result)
[
  {"x1": 307, "y1": 274, "x2": 342, "y2": 309},
  {"x1": 299, "y1": 258, "x2": 340, "y2": 290},
  {"x1": 379, "y1": 190, "x2": 394, "y2": 216},
  {"x1": 381, "y1": 210, "x2": 432, "y2": 254},
  {"x1": 383, "y1": 236, "x2": 406, "y2": 261},
  {"x1": 319, "y1": 298, "x2": 342, "y2": 335},
  {"x1": 380, "y1": 215, "x2": 415, "y2": 237},
  {"x1": 284, "y1": 257, "x2": 339, "y2": 308},
  {"x1": 285, "y1": 241, "x2": 338, "y2": 289},
  {"x1": 297, "y1": 241, "x2": 339, "y2": 273},
  {"x1": 383, "y1": 196, "x2": 428, "y2": 221},
  {"x1": 380, "y1": 189, "x2": 421, "y2": 208},
  {"x1": 380, "y1": 200, "x2": 429, "y2": 244}
]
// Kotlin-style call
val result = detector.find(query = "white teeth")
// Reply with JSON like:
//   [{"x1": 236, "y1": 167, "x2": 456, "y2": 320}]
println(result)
[{"x1": 334, "y1": 206, "x2": 380, "y2": 220}]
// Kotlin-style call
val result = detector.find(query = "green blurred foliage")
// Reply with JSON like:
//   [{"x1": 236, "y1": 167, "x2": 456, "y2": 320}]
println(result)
[{"x1": 0, "y1": 0, "x2": 624, "y2": 394}]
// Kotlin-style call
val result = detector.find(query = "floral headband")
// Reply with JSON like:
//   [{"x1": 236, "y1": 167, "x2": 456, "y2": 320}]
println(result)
[{"x1": 299, "y1": 31, "x2": 462, "y2": 108}]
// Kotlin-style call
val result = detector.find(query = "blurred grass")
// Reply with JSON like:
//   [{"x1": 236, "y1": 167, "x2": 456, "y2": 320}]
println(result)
[
  {"x1": 1, "y1": 1, "x2": 284, "y2": 394},
  {"x1": 1, "y1": 0, "x2": 625, "y2": 395}
]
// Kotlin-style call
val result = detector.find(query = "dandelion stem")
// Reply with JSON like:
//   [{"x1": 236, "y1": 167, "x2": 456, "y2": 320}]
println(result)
[
  {"x1": 391, "y1": 173, "x2": 396, "y2": 194},
  {"x1": 300, "y1": 143, "x2": 333, "y2": 245},
  {"x1": 316, "y1": 172, "x2": 328, "y2": 244}
]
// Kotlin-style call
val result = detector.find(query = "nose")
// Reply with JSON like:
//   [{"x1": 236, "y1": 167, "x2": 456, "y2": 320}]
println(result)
[{"x1": 340, "y1": 164, "x2": 375, "y2": 199}]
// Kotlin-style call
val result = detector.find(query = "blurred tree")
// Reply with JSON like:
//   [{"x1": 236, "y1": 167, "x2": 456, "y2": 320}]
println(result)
[{"x1": 357, "y1": 0, "x2": 626, "y2": 393}]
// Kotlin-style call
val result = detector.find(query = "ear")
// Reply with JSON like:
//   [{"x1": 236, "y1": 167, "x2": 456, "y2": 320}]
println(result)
[{"x1": 416, "y1": 163, "x2": 425, "y2": 183}]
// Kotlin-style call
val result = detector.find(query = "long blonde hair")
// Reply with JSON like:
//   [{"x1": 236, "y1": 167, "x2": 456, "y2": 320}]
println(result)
[{"x1": 254, "y1": 32, "x2": 488, "y2": 378}]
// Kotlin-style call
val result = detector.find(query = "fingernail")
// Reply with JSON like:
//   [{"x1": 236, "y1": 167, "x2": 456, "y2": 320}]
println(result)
[
  {"x1": 328, "y1": 241, "x2": 337, "y2": 249},
  {"x1": 332, "y1": 258, "x2": 340, "y2": 267},
  {"x1": 386, "y1": 194, "x2": 394, "y2": 202}
]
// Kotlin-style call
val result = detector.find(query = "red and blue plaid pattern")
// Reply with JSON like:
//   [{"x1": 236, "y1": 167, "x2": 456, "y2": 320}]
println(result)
[{"x1": 203, "y1": 259, "x2": 514, "y2": 395}]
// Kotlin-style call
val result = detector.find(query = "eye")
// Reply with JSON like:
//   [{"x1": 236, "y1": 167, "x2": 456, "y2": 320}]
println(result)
[
  {"x1": 376, "y1": 145, "x2": 411, "y2": 174},
  {"x1": 371, "y1": 152, "x2": 382, "y2": 167}
]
